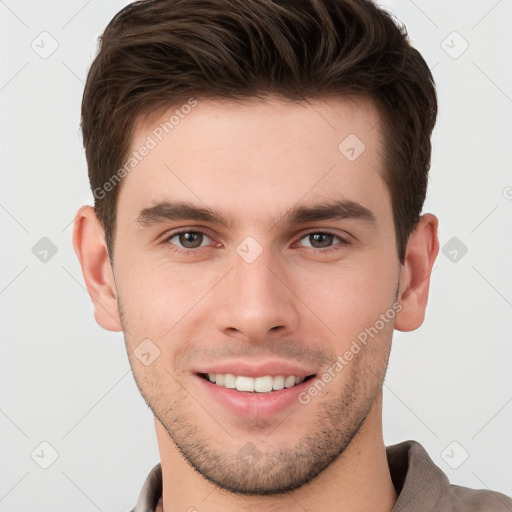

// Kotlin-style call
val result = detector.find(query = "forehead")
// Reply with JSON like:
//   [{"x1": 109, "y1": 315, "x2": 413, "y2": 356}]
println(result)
[{"x1": 118, "y1": 95, "x2": 391, "y2": 228}]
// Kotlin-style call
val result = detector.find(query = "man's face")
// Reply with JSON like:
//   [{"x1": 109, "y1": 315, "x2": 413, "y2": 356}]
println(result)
[{"x1": 112, "y1": 96, "x2": 401, "y2": 494}]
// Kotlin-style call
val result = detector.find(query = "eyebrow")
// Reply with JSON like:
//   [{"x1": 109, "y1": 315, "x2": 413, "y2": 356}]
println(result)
[
  {"x1": 134, "y1": 199, "x2": 377, "y2": 229},
  {"x1": 285, "y1": 200, "x2": 376, "y2": 226},
  {"x1": 135, "y1": 201, "x2": 234, "y2": 228}
]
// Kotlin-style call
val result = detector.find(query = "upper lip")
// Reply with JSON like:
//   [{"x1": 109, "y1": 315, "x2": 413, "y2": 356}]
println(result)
[{"x1": 195, "y1": 360, "x2": 317, "y2": 378}]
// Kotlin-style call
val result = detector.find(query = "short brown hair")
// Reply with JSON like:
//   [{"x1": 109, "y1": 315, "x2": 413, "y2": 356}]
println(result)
[{"x1": 81, "y1": 0, "x2": 437, "y2": 264}]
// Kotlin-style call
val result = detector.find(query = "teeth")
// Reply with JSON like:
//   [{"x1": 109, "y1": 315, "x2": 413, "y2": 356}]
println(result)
[
  {"x1": 224, "y1": 374, "x2": 236, "y2": 388},
  {"x1": 206, "y1": 373, "x2": 307, "y2": 393},
  {"x1": 236, "y1": 376, "x2": 255, "y2": 392},
  {"x1": 284, "y1": 376, "x2": 295, "y2": 388},
  {"x1": 254, "y1": 376, "x2": 273, "y2": 392},
  {"x1": 273, "y1": 375, "x2": 285, "y2": 390}
]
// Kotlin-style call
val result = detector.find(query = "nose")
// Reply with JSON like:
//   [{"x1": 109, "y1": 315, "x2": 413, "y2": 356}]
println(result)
[{"x1": 214, "y1": 248, "x2": 300, "y2": 342}]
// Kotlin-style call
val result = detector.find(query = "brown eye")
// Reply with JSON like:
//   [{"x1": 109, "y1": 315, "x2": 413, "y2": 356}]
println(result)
[
  {"x1": 308, "y1": 233, "x2": 334, "y2": 248},
  {"x1": 299, "y1": 232, "x2": 340, "y2": 249},
  {"x1": 296, "y1": 231, "x2": 351, "y2": 251},
  {"x1": 168, "y1": 231, "x2": 211, "y2": 249},
  {"x1": 180, "y1": 232, "x2": 203, "y2": 248}
]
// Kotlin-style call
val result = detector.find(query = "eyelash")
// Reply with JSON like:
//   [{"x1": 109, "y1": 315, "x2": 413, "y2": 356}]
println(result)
[
  {"x1": 161, "y1": 229, "x2": 351, "y2": 255},
  {"x1": 298, "y1": 233, "x2": 351, "y2": 252},
  {"x1": 162, "y1": 229, "x2": 218, "y2": 255}
]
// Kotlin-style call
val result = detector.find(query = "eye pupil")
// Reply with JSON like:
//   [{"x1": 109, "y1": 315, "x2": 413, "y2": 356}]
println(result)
[
  {"x1": 309, "y1": 233, "x2": 333, "y2": 248},
  {"x1": 180, "y1": 232, "x2": 203, "y2": 248}
]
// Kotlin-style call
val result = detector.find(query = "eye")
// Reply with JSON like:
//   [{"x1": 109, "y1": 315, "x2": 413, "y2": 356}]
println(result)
[
  {"x1": 166, "y1": 230, "x2": 213, "y2": 250},
  {"x1": 297, "y1": 232, "x2": 348, "y2": 250}
]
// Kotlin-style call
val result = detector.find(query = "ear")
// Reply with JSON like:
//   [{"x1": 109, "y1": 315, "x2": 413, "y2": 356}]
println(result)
[
  {"x1": 394, "y1": 213, "x2": 439, "y2": 332},
  {"x1": 72, "y1": 205, "x2": 123, "y2": 332}
]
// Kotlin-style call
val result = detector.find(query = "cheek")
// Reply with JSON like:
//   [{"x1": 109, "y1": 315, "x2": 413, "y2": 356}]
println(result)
[
  {"x1": 290, "y1": 257, "x2": 398, "y2": 342},
  {"x1": 116, "y1": 255, "x2": 223, "y2": 339},
  {"x1": 116, "y1": 242, "x2": 399, "y2": 347}
]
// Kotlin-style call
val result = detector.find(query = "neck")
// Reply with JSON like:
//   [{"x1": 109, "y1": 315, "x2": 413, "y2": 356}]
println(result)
[{"x1": 155, "y1": 393, "x2": 397, "y2": 512}]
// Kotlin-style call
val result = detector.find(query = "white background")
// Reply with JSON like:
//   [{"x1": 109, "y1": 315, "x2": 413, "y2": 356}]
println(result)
[{"x1": 0, "y1": 0, "x2": 511, "y2": 510}]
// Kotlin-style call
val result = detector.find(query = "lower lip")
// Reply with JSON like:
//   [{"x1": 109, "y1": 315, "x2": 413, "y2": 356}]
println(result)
[{"x1": 195, "y1": 375, "x2": 314, "y2": 418}]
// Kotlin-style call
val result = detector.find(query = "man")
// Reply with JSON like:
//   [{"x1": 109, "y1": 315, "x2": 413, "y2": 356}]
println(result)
[{"x1": 72, "y1": 0, "x2": 512, "y2": 510}]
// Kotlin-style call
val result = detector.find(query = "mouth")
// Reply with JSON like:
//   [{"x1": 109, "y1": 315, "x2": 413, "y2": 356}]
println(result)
[
  {"x1": 193, "y1": 359, "x2": 320, "y2": 417},
  {"x1": 197, "y1": 372, "x2": 316, "y2": 393}
]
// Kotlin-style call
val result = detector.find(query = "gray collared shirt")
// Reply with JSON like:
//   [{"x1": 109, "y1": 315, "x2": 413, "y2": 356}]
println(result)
[{"x1": 130, "y1": 440, "x2": 512, "y2": 511}]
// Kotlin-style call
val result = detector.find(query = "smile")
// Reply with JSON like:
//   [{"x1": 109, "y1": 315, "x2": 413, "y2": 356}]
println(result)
[{"x1": 199, "y1": 373, "x2": 315, "y2": 393}]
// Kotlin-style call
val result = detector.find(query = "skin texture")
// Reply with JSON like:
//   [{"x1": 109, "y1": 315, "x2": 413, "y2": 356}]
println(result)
[{"x1": 73, "y1": 96, "x2": 439, "y2": 512}]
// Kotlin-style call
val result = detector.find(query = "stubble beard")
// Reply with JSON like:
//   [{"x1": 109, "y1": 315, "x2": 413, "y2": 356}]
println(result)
[
  {"x1": 119, "y1": 291, "x2": 396, "y2": 496},
  {"x1": 140, "y1": 342, "x2": 391, "y2": 496}
]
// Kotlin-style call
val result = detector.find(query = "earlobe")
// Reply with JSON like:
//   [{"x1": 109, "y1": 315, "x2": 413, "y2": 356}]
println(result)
[
  {"x1": 72, "y1": 205, "x2": 123, "y2": 332},
  {"x1": 394, "y1": 213, "x2": 439, "y2": 332}
]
